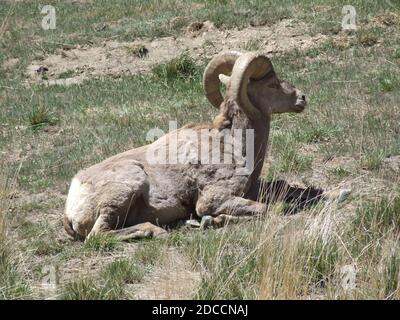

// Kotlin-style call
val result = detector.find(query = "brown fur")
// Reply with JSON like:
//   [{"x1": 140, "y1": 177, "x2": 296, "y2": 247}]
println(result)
[{"x1": 64, "y1": 52, "x2": 306, "y2": 241}]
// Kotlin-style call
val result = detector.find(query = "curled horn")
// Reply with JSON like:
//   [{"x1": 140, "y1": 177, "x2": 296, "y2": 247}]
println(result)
[
  {"x1": 203, "y1": 51, "x2": 242, "y2": 109},
  {"x1": 229, "y1": 52, "x2": 273, "y2": 118}
]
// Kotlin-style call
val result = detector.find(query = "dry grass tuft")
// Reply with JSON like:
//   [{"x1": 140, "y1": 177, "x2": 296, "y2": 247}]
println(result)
[{"x1": 372, "y1": 13, "x2": 400, "y2": 26}]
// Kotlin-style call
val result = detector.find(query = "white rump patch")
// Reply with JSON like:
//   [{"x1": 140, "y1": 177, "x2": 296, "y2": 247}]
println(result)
[{"x1": 65, "y1": 178, "x2": 91, "y2": 224}]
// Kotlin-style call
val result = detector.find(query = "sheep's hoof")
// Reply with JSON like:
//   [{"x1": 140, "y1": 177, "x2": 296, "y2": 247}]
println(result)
[
  {"x1": 185, "y1": 219, "x2": 201, "y2": 228},
  {"x1": 324, "y1": 188, "x2": 352, "y2": 204},
  {"x1": 200, "y1": 215, "x2": 213, "y2": 230}
]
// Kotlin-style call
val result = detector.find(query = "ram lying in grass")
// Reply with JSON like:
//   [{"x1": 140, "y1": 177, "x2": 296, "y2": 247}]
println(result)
[{"x1": 64, "y1": 51, "x2": 307, "y2": 240}]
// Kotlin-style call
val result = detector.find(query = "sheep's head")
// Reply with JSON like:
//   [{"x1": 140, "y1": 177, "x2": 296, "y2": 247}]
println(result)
[{"x1": 203, "y1": 51, "x2": 306, "y2": 119}]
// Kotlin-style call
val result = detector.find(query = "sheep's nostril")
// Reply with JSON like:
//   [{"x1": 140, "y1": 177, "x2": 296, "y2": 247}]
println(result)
[{"x1": 301, "y1": 95, "x2": 306, "y2": 101}]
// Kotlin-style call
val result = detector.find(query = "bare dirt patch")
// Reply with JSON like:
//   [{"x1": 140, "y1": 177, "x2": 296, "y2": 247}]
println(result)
[
  {"x1": 371, "y1": 12, "x2": 400, "y2": 27},
  {"x1": 383, "y1": 155, "x2": 400, "y2": 173},
  {"x1": 58, "y1": 243, "x2": 137, "y2": 282},
  {"x1": 26, "y1": 19, "x2": 328, "y2": 86},
  {"x1": 132, "y1": 247, "x2": 201, "y2": 299},
  {"x1": 2, "y1": 57, "x2": 19, "y2": 71}
]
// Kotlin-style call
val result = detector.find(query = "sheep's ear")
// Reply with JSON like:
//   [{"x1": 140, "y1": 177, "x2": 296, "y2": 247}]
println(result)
[{"x1": 218, "y1": 74, "x2": 231, "y2": 86}]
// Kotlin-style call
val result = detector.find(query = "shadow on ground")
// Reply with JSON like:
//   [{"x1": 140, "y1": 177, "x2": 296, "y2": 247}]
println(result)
[{"x1": 255, "y1": 179, "x2": 324, "y2": 215}]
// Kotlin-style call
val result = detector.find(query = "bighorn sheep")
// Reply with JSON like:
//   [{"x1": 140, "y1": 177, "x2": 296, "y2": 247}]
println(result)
[{"x1": 64, "y1": 51, "x2": 306, "y2": 240}]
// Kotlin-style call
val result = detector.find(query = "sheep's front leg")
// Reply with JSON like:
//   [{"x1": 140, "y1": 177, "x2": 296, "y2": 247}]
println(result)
[
  {"x1": 108, "y1": 222, "x2": 167, "y2": 241},
  {"x1": 196, "y1": 189, "x2": 265, "y2": 229},
  {"x1": 88, "y1": 214, "x2": 167, "y2": 241},
  {"x1": 200, "y1": 214, "x2": 254, "y2": 229},
  {"x1": 215, "y1": 196, "x2": 265, "y2": 216},
  {"x1": 196, "y1": 192, "x2": 265, "y2": 217}
]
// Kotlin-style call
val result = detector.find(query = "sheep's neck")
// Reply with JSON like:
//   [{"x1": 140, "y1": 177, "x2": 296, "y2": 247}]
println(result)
[
  {"x1": 225, "y1": 102, "x2": 270, "y2": 197},
  {"x1": 244, "y1": 117, "x2": 270, "y2": 199}
]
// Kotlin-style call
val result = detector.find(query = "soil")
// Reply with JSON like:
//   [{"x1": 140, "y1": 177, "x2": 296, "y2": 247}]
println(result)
[
  {"x1": 132, "y1": 247, "x2": 201, "y2": 299},
  {"x1": 25, "y1": 19, "x2": 328, "y2": 86}
]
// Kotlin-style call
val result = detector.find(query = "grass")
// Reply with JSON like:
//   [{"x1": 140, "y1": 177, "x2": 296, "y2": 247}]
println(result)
[
  {"x1": 83, "y1": 234, "x2": 120, "y2": 252},
  {"x1": 259, "y1": 220, "x2": 342, "y2": 299},
  {"x1": 1, "y1": 0, "x2": 400, "y2": 300},
  {"x1": 28, "y1": 105, "x2": 58, "y2": 130},
  {"x1": 0, "y1": 247, "x2": 31, "y2": 299},
  {"x1": 61, "y1": 277, "x2": 125, "y2": 300},
  {"x1": 0, "y1": 171, "x2": 31, "y2": 299},
  {"x1": 102, "y1": 259, "x2": 145, "y2": 284},
  {"x1": 241, "y1": 38, "x2": 263, "y2": 51},
  {"x1": 57, "y1": 70, "x2": 76, "y2": 79},
  {"x1": 31, "y1": 240, "x2": 64, "y2": 256},
  {"x1": 0, "y1": 175, "x2": 6, "y2": 245},
  {"x1": 133, "y1": 240, "x2": 163, "y2": 266},
  {"x1": 193, "y1": 193, "x2": 400, "y2": 299},
  {"x1": 354, "y1": 196, "x2": 400, "y2": 236},
  {"x1": 268, "y1": 133, "x2": 313, "y2": 175},
  {"x1": 379, "y1": 75, "x2": 399, "y2": 92},
  {"x1": 60, "y1": 243, "x2": 163, "y2": 299},
  {"x1": 188, "y1": 226, "x2": 263, "y2": 299},
  {"x1": 356, "y1": 27, "x2": 380, "y2": 47},
  {"x1": 152, "y1": 52, "x2": 201, "y2": 82},
  {"x1": 297, "y1": 124, "x2": 344, "y2": 144},
  {"x1": 361, "y1": 151, "x2": 385, "y2": 170},
  {"x1": 328, "y1": 167, "x2": 352, "y2": 178}
]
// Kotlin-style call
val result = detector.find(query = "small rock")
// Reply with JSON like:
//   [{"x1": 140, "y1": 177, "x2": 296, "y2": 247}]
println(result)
[
  {"x1": 200, "y1": 215, "x2": 213, "y2": 230},
  {"x1": 187, "y1": 21, "x2": 204, "y2": 32},
  {"x1": 325, "y1": 188, "x2": 352, "y2": 204},
  {"x1": 202, "y1": 20, "x2": 216, "y2": 31},
  {"x1": 94, "y1": 23, "x2": 108, "y2": 32},
  {"x1": 128, "y1": 44, "x2": 149, "y2": 58},
  {"x1": 62, "y1": 44, "x2": 74, "y2": 51},
  {"x1": 337, "y1": 189, "x2": 351, "y2": 203},
  {"x1": 36, "y1": 66, "x2": 48, "y2": 74}
]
